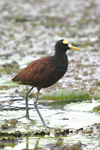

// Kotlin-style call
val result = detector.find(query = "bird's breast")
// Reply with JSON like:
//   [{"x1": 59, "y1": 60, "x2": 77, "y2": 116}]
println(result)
[{"x1": 50, "y1": 55, "x2": 68, "y2": 75}]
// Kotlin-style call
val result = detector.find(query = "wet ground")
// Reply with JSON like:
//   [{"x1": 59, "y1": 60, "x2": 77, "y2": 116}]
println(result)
[{"x1": 0, "y1": 0, "x2": 100, "y2": 149}]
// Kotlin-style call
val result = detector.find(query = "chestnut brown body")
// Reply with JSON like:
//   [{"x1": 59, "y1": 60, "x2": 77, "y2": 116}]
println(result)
[{"x1": 12, "y1": 39, "x2": 80, "y2": 129}]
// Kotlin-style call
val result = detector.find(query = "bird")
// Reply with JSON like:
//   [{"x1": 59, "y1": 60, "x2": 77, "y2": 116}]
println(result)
[{"x1": 12, "y1": 39, "x2": 80, "y2": 129}]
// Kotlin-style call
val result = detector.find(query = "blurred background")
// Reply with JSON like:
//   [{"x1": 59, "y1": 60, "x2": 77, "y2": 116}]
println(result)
[{"x1": 0, "y1": 0, "x2": 100, "y2": 97}]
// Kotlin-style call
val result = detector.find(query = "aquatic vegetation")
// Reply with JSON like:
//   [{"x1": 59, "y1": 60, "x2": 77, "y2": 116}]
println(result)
[
  {"x1": 93, "y1": 92, "x2": 100, "y2": 100},
  {"x1": 93, "y1": 105, "x2": 100, "y2": 112},
  {"x1": 39, "y1": 89, "x2": 91, "y2": 101}
]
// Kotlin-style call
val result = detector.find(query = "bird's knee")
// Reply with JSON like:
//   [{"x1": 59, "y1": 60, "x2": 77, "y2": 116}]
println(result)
[{"x1": 34, "y1": 101, "x2": 37, "y2": 107}]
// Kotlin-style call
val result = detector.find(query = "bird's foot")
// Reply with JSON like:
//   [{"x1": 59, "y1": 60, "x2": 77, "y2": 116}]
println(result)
[
  {"x1": 16, "y1": 115, "x2": 35, "y2": 122},
  {"x1": 27, "y1": 117, "x2": 35, "y2": 122},
  {"x1": 17, "y1": 115, "x2": 26, "y2": 119},
  {"x1": 43, "y1": 124, "x2": 57, "y2": 130}
]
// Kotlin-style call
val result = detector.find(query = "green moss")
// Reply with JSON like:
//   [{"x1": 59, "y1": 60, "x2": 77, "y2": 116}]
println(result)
[
  {"x1": 0, "y1": 86, "x2": 10, "y2": 90},
  {"x1": 39, "y1": 89, "x2": 91, "y2": 101},
  {"x1": 54, "y1": 141, "x2": 63, "y2": 147},
  {"x1": 93, "y1": 105, "x2": 100, "y2": 112},
  {"x1": 0, "y1": 67, "x2": 20, "y2": 75},
  {"x1": 82, "y1": 130, "x2": 93, "y2": 134}
]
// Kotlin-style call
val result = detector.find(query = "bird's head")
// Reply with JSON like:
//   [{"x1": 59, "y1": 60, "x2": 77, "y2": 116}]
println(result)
[{"x1": 55, "y1": 39, "x2": 80, "y2": 52}]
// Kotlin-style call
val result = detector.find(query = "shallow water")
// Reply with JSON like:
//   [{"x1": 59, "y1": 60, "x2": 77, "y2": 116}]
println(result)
[{"x1": 0, "y1": 91, "x2": 100, "y2": 149}]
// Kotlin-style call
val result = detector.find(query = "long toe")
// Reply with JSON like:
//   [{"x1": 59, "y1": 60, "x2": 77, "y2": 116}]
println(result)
[
  {"x1": 44, "y1": 125, "x2": 57, "y2": 130},
  {"x1": 28, "y1": 117, "x2": 35, "y2": 122},
  {"x1": 15, "y1": 115, "x2": 26, "y2": 120},
  {"x1": 18, "y1": 116, "x2": 35, "y2": 123},
  {"x1": 16, "y1": 116, "x2": 35, "y2": 123}
]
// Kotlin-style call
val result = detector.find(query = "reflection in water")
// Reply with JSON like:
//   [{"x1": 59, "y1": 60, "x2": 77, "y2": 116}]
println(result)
[
  {"x1": 25, "y1": 136, "x2": 41, "y2": 149},
  {"x1": 26, "y1": 136, "x2": 29, "y2": 149},
  {"x1": 0, "y1": 95, "x2": 66, "y2": 111}
]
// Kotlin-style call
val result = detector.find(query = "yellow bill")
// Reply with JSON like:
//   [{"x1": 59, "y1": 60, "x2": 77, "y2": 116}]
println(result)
[
  {"x1": 63, "y1": 39, "x2": 80, "y2": 51},
  {"x1": 70, "y1": 45, "x2": 80, "y2": 51}
]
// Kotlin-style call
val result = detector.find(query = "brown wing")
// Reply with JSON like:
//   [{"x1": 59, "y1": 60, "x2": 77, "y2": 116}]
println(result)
[{"x1": 12, "y1": 56, "x2": 56, "y2": 89}]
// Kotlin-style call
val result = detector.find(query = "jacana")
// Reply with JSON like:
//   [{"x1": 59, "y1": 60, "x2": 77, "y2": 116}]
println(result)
[{"x1": 12, "y1": 39, "x2": 80, "y2": 129}]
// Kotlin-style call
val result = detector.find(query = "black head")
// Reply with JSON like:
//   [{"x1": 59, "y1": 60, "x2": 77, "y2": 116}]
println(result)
[{"x1": 55, "y1": 39, "x2": 80, "y2": 52}]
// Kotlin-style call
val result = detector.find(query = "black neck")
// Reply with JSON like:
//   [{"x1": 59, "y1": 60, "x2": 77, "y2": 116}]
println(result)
[{"x1": 50, "y1": 51, "x2": 68, "y2": 72}]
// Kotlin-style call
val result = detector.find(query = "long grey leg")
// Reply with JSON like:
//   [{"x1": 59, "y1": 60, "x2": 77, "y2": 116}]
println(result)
[
  {"x1": 25, "y1": 86, "x2": 34, "y2": 118},
  {"x1": 34, "y1": 90, "x2": 48, "y2": 129},
  {"x1": 18, "y1": 88, "x2": 56, "y2": 129},
  {"x1": 17, "y1": 86, "x2": 35, "y2": 121}
]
